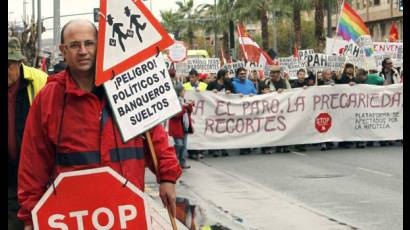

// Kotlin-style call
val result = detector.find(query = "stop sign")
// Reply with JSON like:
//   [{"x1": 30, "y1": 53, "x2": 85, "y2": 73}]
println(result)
[
  {"x1": 315, "y1": 113, "x2": 332, "y2": 133},
  {"x1": 32, "y1": 167, "x2": 152, "y2": 230}
]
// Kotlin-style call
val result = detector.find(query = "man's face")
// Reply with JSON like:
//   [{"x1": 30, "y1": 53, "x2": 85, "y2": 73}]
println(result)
[
  {"x1": 189, "y1": 74, "x2": 198, "y2": 84},
  {"x1": 8, "y1": 60, "x2": 21, "y2": 87},
  {"x1": 297, "y1": 71, "x2": 305, "y2": 80},
  {"x1": 345, "y1": 67, "x2": 354, "y2": 75},
  {"x1": 59, "y1": 21, "x2": 97, "y2": 75},
  {"x1": 269, "y1": 70, "x2": 280, "y2": 82},
  {"x1": 323, "y1": 71, "x2": 332, "y2": 80},
  {"x1": 384, "y1": 59, "x2": 393, "y2": 70},
  {"x1": 238, "y1": 70, "x2": 247, "y2": 81}
]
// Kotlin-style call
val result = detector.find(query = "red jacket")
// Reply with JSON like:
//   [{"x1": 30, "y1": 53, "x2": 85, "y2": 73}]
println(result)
[
  {"x1": 17, "y1": 70, "x2": 182, "y2": 225},
  {"x1": 168, "y1": 102, "x2": 194, "y2": 138}
]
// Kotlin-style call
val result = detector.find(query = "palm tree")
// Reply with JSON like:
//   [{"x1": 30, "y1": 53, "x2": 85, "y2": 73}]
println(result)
[
  {"x1": 279, "y1": 0, "x2": 313, "y2": 49},
  {"x1": 196, "y1": 0, "x2": 232, "y2": 56},
  {"x1": 314, "y1": 0, "x2": 325, "y2": 52},
  {"x1": 175, "y1": 0, "x2": 196, "y2": 47},
  {"x1": 233, "y1": 0, "x2": 273, "y2": 50},
  {"x1": 160, "y1": 10, "x2": 183, "y2": 40}
]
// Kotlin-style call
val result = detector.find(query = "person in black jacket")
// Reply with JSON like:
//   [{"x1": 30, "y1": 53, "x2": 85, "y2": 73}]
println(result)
[
  {"x1": 207, "y1": 69, "x2": 232, "y2": 157},
  {"x1": 206, "y1": 69, "x2": 233, "y2": 93},
  {"x1": 335, "y1": 63, "x2": 357, "y2": 84}
]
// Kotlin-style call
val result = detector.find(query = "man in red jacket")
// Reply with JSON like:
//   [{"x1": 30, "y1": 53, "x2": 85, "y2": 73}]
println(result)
[{"x1": 18, "y1": 19, "x2": 182, "y2": 229}]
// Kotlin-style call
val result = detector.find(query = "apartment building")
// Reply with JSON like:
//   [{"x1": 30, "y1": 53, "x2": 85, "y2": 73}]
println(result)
[{"x1": 327, "y1": 0, "x2": 403, "y2": 41}]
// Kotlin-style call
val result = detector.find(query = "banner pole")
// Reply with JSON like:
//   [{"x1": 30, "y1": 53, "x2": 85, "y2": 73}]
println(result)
[
  {"x1": 331, "y1": 0, "x2": 345, "y2": 55},
  {"x1": 145, "y1": 131, "x2": 178, "y2": 230}
]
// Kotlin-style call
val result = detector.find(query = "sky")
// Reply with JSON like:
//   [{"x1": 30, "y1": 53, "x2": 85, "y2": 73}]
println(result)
[{"x1": 8, "y1": 0, "x2": 213, "y2": 39}]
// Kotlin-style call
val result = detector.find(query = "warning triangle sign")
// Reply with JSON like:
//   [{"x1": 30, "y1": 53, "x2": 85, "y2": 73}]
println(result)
[{"x1": 95, "y1": 0, "x2": 174, "y2": 86}]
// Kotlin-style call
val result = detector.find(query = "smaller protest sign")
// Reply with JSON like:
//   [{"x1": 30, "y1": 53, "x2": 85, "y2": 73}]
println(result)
[
  {"x1": 346, "y1": 55, "x2": 377, "y2": 70},
  {"x1": 104, "y1": 54, "x2": 181, "y2": 142},
  {"x1": 187, "y1": 58, "x2": 220, "y2": 73},
  {"x1": 325, "y1": 37, "x2": 348, "y2": 55},
  {"x1": 277, "y1": 56, "x2": 306, "y2": 69},
  {"x1": 245, "y1": 61, "x2": 264, "y2": 71},
  {"x1": 343, "y1": 40, "x2": 361, "y2": 57},
  {"x1": 373, "y1": 42, "x2": 403, "y2": 54},
  {"x1": 298, "y1": 49, "x2": 314, "y2": 62},
  {"x1": 306, "y1": 53, "x2": 328, "y2": 68},
  {"x1": 222, "y1": 61, "x2": 245, "y2": 78},
  {"x1": 326, "y1": 55, "x2": 346, "y2": 71}
]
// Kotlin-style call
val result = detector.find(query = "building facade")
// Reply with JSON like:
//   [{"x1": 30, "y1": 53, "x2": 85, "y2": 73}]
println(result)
[{"x1": 327, "y1": 0, "x2": 403, "y2": 42}]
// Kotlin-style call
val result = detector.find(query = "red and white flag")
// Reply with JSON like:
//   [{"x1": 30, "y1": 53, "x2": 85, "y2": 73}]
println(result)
[
  {"x1": 237, "y1": 22, "x2": 276, "y2": 66},
  {"x1": 237, "y1": 22, "x2": 262, "y2": 63},
  {"x1": 259, "y1": 49, "x2": 276, "y2": 66}
]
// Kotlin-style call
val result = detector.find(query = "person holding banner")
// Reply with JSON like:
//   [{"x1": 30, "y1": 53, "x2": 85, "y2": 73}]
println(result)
[
  {"x1": 232, "y1": 67, "x2": 256, "y2": 155},
  {"x1": 206, "y1": 69, "x2": 233, "y2": 157},
  {"x1": 261, "y1": 65, "x2": 292, "y2": 153},
  {"x1": 380, "y1": 58, "x2": 400, "y2": 85},
  {"x1": 317, "y1": 69, "x2": 335, "y2": 85},
  {"x1": 183, "y1": 68, "x2": 207, "y2": 160},
  {"x1": 335, "y1": 63, "x2": 357, "y2": 84},
  {"x1": 291, "y1": 68, "x2": 309, "y2": 89},
  {"x1": 17, "y1": 19, "x2": 182, "y2": 229},
  {"x1": 183, "y1": 68, "x2": 208, "y2": 92},
  {"x1": 290, "y1": 68, "x2": 308, "y2": 152},
  {"x1": 232, "y1": 67, "x2": 257, "y2": 96},
  {"x1": 206, "y1": 69, "x2": 233, "y2": 94}
]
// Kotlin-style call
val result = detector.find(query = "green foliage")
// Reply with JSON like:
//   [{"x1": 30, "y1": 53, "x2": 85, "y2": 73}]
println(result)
[{"x1": 275, "y1": 18, "x2": 315, "y2": 57}]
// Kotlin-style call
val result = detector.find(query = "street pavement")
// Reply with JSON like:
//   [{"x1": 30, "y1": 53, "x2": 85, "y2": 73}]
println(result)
[{"x1": 146, "y1": 143, "x2": 402, "y2": 230}]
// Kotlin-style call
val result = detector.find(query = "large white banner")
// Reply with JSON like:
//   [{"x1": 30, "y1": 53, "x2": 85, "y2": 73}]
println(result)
[{"x1": 185, "y1": 84, "x2": 403, "y2": 149}]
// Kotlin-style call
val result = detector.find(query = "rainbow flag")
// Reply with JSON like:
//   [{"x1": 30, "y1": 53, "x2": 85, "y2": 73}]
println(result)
[{"x1": 337, "y1": 2, "x2": 369, "y2": 41}]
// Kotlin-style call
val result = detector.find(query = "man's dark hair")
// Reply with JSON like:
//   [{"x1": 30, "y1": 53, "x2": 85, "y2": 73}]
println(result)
[
  {"x1": 60, "y1": 20, "x2": 98, "y2": 44},
  {"x1": 344, "y1": 63, "x2": 354, "y2": 69},
  {"x1": 188, "y1": 68, "x2": 198, "y2": 76},
  {"x1": 217, "y1": 69, "x2": 228, "y2": 79},
  {"x1": 236, "y1": 67, "x2": 246, "y2": 76},
  {"x1": 297, "y1": 68, "x2": 306, "y2": 75}
]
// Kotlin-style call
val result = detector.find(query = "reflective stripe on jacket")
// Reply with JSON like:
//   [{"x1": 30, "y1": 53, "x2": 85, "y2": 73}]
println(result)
[
  {"x1": 22, "y1": 64, "x2": 48, "y2": 105},
  {"x1": 17, "y1": 70, "x2": 182, "y2": 225},
  {"x1": 183, "y1": 81, "x2": 208, "y2": 91}
]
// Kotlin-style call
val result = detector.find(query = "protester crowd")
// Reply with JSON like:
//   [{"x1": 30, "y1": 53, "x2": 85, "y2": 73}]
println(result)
[
  {"x1": 168, "y1": 57, "x2": 403, "y2": 165},
  {"x1": 8, "y1": 24, "x2": 402, "y2": 228}
]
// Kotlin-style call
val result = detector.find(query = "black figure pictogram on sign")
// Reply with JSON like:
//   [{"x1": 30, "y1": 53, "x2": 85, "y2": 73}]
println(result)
[
  {"x1": 124, "y1": 6, "x2": 147, "y2": 43},
  {"x1": 107, "y1": 14, "x2": 128, "y2": 52}
]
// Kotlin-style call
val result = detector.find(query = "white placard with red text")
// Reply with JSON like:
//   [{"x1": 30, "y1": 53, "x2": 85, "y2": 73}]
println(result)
[{"x1": 185, "y1": 84, "x2": 403, "y2": 149}]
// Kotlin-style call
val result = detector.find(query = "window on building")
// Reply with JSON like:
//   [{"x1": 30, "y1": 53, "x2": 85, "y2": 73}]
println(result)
[
  {"x1": 356, "y1": 0, "x2": 361, "y2": 9},
  {"x1": 369, "y1": 25, "x2": 374, "y2": 37},
  {"x1": 362, "y1": 0, "x2": 367, "y2": 8},
  {"x1": 374, "y1": 0, "x2": 380, "y2": 5}
]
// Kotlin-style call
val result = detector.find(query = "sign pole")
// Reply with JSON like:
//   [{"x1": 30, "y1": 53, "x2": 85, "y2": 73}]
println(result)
[
  {"x1": 145, "y1": 131, "x2": 178, "y2": 230},
  {"x1": 331, "y1": 0, "x2": 345, "y2": 55}
]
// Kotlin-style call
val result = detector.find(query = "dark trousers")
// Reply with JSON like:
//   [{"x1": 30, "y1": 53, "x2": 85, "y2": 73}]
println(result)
[{"x1": 8, "y1": 187, "x2": 24, "y2": 230}]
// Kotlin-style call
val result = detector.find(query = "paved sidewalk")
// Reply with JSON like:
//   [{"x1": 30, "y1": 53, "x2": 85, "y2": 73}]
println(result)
[{"x1": 146, "y1": 159, "x2": 357, "y2": 230}]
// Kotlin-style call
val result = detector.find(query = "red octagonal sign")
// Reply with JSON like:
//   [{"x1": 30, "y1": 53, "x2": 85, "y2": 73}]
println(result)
[
  {"x1": 32, "y1": 167, "x2": 152, "y2": 230},
  {"x1": 315, "y1": 113, "x2": 332, "y2": 133}
]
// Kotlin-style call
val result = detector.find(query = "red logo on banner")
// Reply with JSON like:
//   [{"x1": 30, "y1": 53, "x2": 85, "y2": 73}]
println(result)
[
  {"x1": 32, "y1": 167, "x2": 151, "y2": 230},
  {"x1": 315, "y1": 113, "x2": 332, "y2": 133}
]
